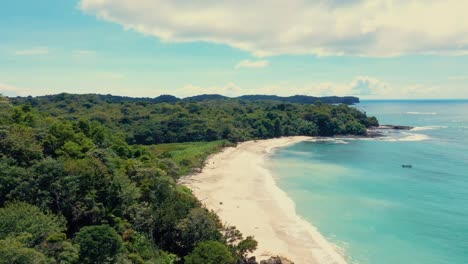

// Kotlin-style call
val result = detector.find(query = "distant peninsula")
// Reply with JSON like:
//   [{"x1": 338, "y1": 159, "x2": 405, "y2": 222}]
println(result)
[{"x1": 11, "y1": 93, "x2": 360, "y2": 105}]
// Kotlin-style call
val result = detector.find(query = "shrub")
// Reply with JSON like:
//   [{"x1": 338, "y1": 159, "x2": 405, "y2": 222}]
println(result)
[
  {"x1": 184, "y1": 241, "x2": 234, "y2": 264},
  {"x1": 74, "y1": 225, "x2": 123, "y2": 264}
]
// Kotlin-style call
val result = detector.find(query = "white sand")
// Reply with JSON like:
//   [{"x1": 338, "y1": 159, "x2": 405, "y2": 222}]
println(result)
[{"x1": 182, "y1": 137, "x2": 349, "y2": 264}]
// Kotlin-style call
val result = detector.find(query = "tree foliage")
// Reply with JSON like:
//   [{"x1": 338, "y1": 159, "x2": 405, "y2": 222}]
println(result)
[
  {"x1": 0, "y1": 238, "x2": 48, "y2": 264},
  {"x1": 0, "y1": 202, "x2": 65, "y2": 247},
  {"x1": 10, "y1": 94, "x2": 377, "y2": 145},
  {"x1": 184, "y1": 241, "x2": 234, "y2": 264},
  {"x1": 74, "y1": 225, "x2": 123, "y2": 264},
  {"x1": 0, "y1": 94, "x2": 378, "y2": 263}
]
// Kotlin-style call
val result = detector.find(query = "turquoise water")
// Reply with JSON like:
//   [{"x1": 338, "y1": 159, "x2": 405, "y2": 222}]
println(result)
[{"x1": 269, "y1": 101, "x2": 468, "y2": 264}]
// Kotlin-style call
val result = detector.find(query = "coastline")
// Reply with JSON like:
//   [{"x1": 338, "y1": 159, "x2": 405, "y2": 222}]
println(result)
[{"x1": 182, "y1": 136, "x2": 348, "y2": 264}]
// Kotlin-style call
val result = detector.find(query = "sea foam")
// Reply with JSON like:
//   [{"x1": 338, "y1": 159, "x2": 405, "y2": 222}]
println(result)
[
  {"x1": 306, "y1": 138, "x2": 351, "y2": 145},
  {"x1": 412, "y1": 126, "x2": 447, "y2": 131},
  {"x1": 381, "y1": 133, "x2": 431, "y2": 142},
  {"x1": 406, "y1": 111, "x2": 437, "y2": 115}
]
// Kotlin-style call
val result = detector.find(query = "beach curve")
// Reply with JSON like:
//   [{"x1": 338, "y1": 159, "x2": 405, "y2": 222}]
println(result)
[{"x1": 182, "y1": 137, "x2": 348, "y2": 264}]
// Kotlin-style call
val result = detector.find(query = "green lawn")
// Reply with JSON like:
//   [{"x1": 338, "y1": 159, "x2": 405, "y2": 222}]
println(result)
[{"x1": 145, "y1": 140, "x2": 234, "y2": 175}]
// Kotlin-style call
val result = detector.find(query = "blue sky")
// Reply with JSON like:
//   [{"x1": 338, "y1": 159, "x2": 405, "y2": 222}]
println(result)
[{"x1": 1, "y1": 0, "x2": 468, "y2": 99}]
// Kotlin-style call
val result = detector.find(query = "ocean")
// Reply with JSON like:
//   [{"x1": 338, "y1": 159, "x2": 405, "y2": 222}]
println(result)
[{"x1": 269, "y1": 100, "x2": 468, "y2": 264}]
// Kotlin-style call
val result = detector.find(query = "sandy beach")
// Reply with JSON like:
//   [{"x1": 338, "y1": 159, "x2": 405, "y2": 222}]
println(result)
[{"x1": 182, "y1": 137, "x2": 348, "y2": 264}]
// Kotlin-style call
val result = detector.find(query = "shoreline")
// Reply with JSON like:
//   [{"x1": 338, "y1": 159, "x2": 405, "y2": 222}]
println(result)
[{"x1": 182, "y1": 136, "x2": 348, "y2": 264}]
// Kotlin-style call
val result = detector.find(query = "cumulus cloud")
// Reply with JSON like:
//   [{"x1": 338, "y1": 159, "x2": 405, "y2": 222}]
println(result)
[
  {"x1": 235, "y1": 60, "x2": 269, "y2": 69},
  {"x1": 79, "y1": 0, "x2": 468, "y2": 57},
  {"x1": 0, "y1": 83, "x2": 34, "y2": 96},
  {"x1": 257, "y1": 77, "x2": 387, "y2": 97},
  {"x1": 165, "y1": 77, "x2": 387, "y2": 98},
  {"x1": 15, "y1": 47, "x2": 49, "y2": 56},
  {"x1": 1, "y1": 78, "x2": 461, "y2": 99},
  {"x1": 448, "y1": 76, "x2": 467, "y2": 81},
  {"x1": 350, "y1": 76, "x2": 387, "y2": 95},
  {"x1": 166, "y1": 77, "x2": 459, "y2": 99}
]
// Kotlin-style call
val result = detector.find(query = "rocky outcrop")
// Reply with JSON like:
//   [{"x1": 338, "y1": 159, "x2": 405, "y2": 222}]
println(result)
[
  {"x1": 366, "y1": 124, "x2": 414, "y2": 137},
  {"x1": 376, "y1": 125, "x2": 414, "y2": 130},
  {"x1": 239, "y1": 257, "x2": 260, "y2": 264},
  {"x1": 260, "y1": 256, "x2": 295, "y2": 264},
  {"x1": 238, "y1": 256, "x2": 295, "y2": 264}
]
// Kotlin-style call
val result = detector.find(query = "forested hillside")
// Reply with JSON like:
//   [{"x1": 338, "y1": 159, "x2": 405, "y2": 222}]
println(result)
[
  {"x1": 11, "y1": 93, "x2": 377, "y2": 145},
  {"x1": 11, "y1": 93, "x2": 359, "y2": 106},
  {"x1": 0, "y1": 94, "x2": 378, "y2": 263}
]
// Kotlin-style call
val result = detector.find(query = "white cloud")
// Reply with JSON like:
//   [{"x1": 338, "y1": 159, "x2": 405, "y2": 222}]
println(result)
[
  {"x1": 164, "y1": 77, "x2": 465, "y2": 99},
  {"x1": 164, "y1": 77, "x2": 386, "y2": 98},
  {"x1": 1, "y1": 77, "x2": 464, "y2": 99},
  {"x1": 15, "y1": 47, "x2": 49, "y2": 56},
  {"x1": 235, "y1": 60, "x2": 269, "y2": 69},
  {"x1": 350, "y1": 76, "x2": 388, "y2": 95},
  {"x1": 79, "y1": 0, "x2": 468, "y2": 57},
  {"x1": 0, "y1": 83, "x2": 34, "y2": 96},
  {"x1": 448, "y1": 76, "x2": 467, "y2": 81}
]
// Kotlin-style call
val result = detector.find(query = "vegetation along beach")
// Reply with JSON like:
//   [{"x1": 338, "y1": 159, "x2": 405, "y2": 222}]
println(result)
[{"x1": 0, "y1": 94, "x2": 378, "y2": 263}]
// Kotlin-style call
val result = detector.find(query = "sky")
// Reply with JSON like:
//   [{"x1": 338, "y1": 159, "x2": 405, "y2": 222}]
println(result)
[{"x1": 1, "y1": 0, "x2": 468, "y2": 99}]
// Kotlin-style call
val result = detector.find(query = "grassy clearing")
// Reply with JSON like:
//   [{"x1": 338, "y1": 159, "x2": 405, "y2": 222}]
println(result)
[{"x1": 145, "y1": 140, "x2": 235, "y2": 175}]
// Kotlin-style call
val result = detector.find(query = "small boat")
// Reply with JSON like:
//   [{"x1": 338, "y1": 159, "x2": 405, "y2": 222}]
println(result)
[{"x1": 401, "y1": 165, "x2": 413, "y2": 168}]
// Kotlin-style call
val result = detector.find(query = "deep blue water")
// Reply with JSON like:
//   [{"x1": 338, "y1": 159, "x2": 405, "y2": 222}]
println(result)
[{"x1": 269, "y1": 101, "x2": 468, "y2": 264}]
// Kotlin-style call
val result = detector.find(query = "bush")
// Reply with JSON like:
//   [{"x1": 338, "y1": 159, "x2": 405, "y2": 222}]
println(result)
[
  {"x1": 0, "y1": 238, "x2": 48, "y2": 264},
  {"x1": 0, "y1": 202, "x2": 65, "y2": 247},
  {"x1": 184, "y1": 241, "x2": 234, "y2": 264},
  {"x1": 74, "y1": 225, "x2": 123, "y2": 264}
]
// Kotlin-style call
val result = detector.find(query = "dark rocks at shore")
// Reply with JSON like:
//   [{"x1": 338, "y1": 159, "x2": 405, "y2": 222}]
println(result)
[
  {"x1": 239, "y1": 256, "x2": 295, "y2": 264},
  {"x1": 239, "y1": 257, "x2": 259, "y2": 264},
  {"x1": 260, "y1": 256, "x2": 294, "y2": 264},
  {"x1": 365, "y1": 130, "x2": 385, "y2": 138},
  {"x1": 365, "y1": 125, "x2": 414, "y2": 138},
  {"x1": 376, "y1": 125, "x2": 414, "y2": 130}
]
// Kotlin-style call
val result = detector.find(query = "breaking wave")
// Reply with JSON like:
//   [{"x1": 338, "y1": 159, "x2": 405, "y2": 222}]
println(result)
[
  {"x1": 406, "y1": 112, "x2": 437, "y2": 115},
  {"x1": 412, "y1": 126, "x2": 447, "y2": 131},
  {"x1": 381, "y1": 133, "x2": 431, "y2": 142}
]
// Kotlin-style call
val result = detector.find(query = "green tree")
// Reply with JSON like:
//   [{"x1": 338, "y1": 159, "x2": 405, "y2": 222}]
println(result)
[
  {"x1": 184, "y1": 241, "x2": 234, "y2": 264},
  {"x1": 0, "y1": 202, "x2": 65, "y2": 247},
  {"x1": 0, "y1": 125, "x2": 43, "y2": 165},
  {"x1": 41, "y1": 233, "x2": 79, "y2": 264},
  {"x1": 175, "y1": 208, "x2": 222, "y2": 255},
  {"x1": 74, "y1": 225, "x2": 123, "y2": 264},
  {"x1": 236, "y1": 236, "x2": 257, "y2": 259},
  {"x1": 0, "y1": 162, "x2": 27, "y2": 206},
  {"x1": 222, "y1": 226, "x2": 258, "y2": 261},
  {"x1": 366, "y1": 116, "x2": 379, "y2": 127},
  {"x1": 273, "y1": 118, "x2": 282, "y2": 137},
  {"x1": 0, "y1": 238, "x2": 48, "y2": 264}
]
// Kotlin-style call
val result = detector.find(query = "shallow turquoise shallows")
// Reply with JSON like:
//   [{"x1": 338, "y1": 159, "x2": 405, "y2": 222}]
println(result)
[{"x1": 269, "y1": 100, "x2": 468, "y2": 264}]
